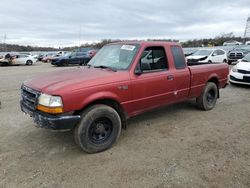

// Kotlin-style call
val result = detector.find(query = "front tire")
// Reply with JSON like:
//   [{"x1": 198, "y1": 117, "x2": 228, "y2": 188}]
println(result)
[
  {"x1": 74, "y1": 104, "x2": 122, "y2": 153},
  {"x1": 26, "y1": 60, "x2": 33, "y2": 65},
  {"x1": 196, "y1": 82, "x2": 218, "y2": 111}
]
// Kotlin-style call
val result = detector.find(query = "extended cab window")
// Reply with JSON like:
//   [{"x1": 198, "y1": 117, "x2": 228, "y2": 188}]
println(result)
[
  {"x1": 171, "y1": 46, "x2": 186, "y2": 69},
  {"x1": 140, "y1": 46, "x2": 168, "y2": 72}
]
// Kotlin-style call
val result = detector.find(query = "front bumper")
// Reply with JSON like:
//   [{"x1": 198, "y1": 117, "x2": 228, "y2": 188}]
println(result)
[
  {"x1": 228, "y1": 57, "x2": 242, "y2": 62},
  {"x1": 229, "y1": 71, "x2": 250, "y2": 85},
  {"x1": 20, "y1": 101, "x2": 81, "y2": 130}
]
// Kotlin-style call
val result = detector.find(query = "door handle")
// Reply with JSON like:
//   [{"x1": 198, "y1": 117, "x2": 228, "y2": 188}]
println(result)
[{"x1": 167, "y1": 75, "x2": 174, "y2": 80}]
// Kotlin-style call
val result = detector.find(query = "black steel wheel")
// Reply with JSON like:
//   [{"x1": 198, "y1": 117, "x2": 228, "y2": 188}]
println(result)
[
  {"x1": 88, "y1": 117, "x2": 113, "y2": 144},
  {"x1": 196, "y1": 82, "x2": 218, "y2": 111},
  {"x1": 74, "y1": 104, "x2": 121, "y2": 153}
]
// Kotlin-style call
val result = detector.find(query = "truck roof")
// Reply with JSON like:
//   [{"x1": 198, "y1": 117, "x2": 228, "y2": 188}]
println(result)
[{"x1": 111, "y1": 41, "x2": 181, "y2": 46}]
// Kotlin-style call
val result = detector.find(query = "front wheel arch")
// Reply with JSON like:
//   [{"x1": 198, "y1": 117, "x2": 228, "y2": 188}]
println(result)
[{"x1": 74, "y1": 98, "x2": 127, "y2": 129}]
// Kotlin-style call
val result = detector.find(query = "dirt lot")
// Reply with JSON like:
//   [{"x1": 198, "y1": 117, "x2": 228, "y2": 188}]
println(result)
[{"x1": 0, "y1": 63, "x2": 250, "y2": 188}]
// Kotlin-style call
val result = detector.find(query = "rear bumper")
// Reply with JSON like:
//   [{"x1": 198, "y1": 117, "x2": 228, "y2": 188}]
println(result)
[{"x1": 20, "y1": 101, "x2": 81, "y2": 130}]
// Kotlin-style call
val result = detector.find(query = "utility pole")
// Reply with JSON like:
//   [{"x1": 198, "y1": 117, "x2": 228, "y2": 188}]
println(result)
[
  {"x1": 243, "y1": 16, "x2": 250, "y2": 43},
  {"x1": 3, "y1": 33, "x2": 7, "y2": 52}
]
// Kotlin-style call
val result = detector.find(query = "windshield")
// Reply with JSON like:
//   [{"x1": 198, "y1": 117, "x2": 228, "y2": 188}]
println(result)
[
  {"x1": 193, "y1": 50, "x2": 212, "y2": 56},
  {"x1": 242, "y1": 53, "x2": 250, "y2": 62},
  {"x1": 88, "y1": 44, "x2": 139, "y2": 70},
  {"x1": 234, "y1": 46, "x2": 250, "y2": 51}
]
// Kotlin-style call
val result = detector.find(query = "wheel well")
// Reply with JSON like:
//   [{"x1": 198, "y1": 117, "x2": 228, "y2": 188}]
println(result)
[
  {"x1": 74, "y1": 99, "x2": 127, "y2": 129},
  {"x1": 207, "y1": 77, "x2": 219, "y2": 98}
]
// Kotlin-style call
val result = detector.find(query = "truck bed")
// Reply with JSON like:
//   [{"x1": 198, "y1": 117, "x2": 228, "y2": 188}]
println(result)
[{"x1": 188, "y1": 63, "x2": 229, "y2": 98}]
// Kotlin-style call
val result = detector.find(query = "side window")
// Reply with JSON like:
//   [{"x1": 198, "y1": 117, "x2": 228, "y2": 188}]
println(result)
[
  {"x1": 212, "y1": 50, "x2": 219, "y2": 56},
  {"x1": 218, "y1": 50, "x2": 225, "y2": 55},
  {"x1": 140, "y1": 46, "x2": 168, "y2": 72},
  {"x1": 171, "y1": 46, "x2": 186, "y2": 69}
]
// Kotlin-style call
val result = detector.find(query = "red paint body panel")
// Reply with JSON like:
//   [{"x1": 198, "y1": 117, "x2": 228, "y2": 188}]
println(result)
[{"x1": 24, "y1": 41, "x2": 229, "y2": 117}]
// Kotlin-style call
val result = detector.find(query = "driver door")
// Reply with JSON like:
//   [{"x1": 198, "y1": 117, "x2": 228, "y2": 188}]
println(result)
[{"x1": 130, "y1": 46, "x2": 175, "y2": 114}]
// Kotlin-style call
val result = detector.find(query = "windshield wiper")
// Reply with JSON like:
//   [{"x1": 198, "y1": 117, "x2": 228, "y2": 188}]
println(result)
[{"x1": 94, "y1": 65, "x2": 117, "y2": 72}]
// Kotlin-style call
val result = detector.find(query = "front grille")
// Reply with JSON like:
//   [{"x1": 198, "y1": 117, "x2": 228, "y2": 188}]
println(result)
[
  {"x1": 229, "y1": 53, "x2": 243, "y2": 57},
  {"x1": 238, "y1": 69, "x2": 250, "y2": 74},
  {"x1": 21, "y1": 85, "x2": 40, "y2": 110},
  {"x1": 187, "y1": 59, "x2": 198, "y2": 63}
]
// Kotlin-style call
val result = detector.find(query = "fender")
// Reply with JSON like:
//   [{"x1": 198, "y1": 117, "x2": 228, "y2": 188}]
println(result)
[{"x1": 79, "y1": 91, "x2": 122, "y2": 110}]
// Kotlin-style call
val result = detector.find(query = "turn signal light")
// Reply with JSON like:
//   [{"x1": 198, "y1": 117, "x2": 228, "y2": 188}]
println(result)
[{"x1": 37, "y1": 105, "x2": 63, "y2": 114}]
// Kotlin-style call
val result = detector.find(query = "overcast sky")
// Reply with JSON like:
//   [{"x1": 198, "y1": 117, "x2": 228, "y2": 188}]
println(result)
[{"x1": 0, "y1": 0, "x2": 249, "y2": 47}]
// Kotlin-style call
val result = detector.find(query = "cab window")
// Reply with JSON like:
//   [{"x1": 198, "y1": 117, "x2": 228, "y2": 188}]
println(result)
[
  {"x1": 139, "y1": 46, "x2": 168, "y2": 72},
  {"x1": 171, "y1": 46, "x2": 186, "y2": 69}
]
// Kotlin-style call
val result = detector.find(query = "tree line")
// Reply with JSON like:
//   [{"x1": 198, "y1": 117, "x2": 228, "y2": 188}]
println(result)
[{"x1": 0, "y1": 33, "x2": 249, "y2": 52}]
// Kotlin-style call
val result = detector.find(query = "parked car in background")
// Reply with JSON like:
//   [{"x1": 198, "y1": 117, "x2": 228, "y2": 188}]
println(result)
[
  {"x1": 246, "y1": 41, "x2": 250, "y2": 45},
  {"x1": 0, "y1": 53, "x2": 17, "y2": 65},
  {"x1": 183, "y1": 48, "x2": 197, "y2": 57},
  {"x1": 51, "y1": 50, "x2": 96, "y2": 66},
  {"x1": 186, "y1": 49, "x2": 227, "y2": 63},
  {"x1": 13, "y1": 54, "x2": 36, "y2": 65},
  {"x1": 229, "y1": 53, "x2": 250, "y2": 85},
  {"x1": 41, "y1": 53, "x2": 57, "y2": 62},
  {"x1": 37, "y1": 54, "x2": 45, "y2": 61},
  {"x1": 227, "y1": 46, "x2": 250, "y2": 64},
  {"x1": 41, "y1": 51, "x2": 68, "y2": 62},
  {"x1": 223, "y1": 40, "x2": 243, "y2": 46}
]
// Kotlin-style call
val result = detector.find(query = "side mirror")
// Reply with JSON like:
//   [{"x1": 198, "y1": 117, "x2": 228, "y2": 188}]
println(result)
[
  {"x1": 134, "y1": 63, "x2": 142, "y2": 75},
  {"x1": 135, "y1": 68, "x2": 142, "y2": 75}
]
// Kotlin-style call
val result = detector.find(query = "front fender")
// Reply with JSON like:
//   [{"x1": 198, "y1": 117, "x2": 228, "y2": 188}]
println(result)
[{"x1": 79, "y1": 91, "x2": 121, "y2": 110}]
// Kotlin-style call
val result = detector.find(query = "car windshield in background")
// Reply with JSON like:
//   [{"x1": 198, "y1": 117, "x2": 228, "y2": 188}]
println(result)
[
  {"x1": 193, "y1": 50, "x2": 212, "y2": 56},
  {"x1": 88, "y1": 44, "x2": 139, "y2": 70},
  {"x1": 233, "y1": 46, "x2": 250, "y2": 51},
  {"x1": 242, "y1": 53, "x2": 250, "y2": 62}
]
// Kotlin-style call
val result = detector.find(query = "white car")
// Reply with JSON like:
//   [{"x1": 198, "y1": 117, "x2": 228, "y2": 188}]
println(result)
[
  {"x1": 13, "y1": 54, "x2": 36, "y2": 65},
  {"x1": 223, "y1": 40, "x2": 243, "y2": 46},
  {"x1": 186, "y1": 49, "x2": 227, "y2": 63},
  {"x1": 229, "y1": 53, "x2": 250, "y2": 85}
]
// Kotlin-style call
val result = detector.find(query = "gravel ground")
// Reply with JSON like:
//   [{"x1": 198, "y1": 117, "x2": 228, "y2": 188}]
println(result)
[{"x1": 0, "y1": 63, "x2": 250, "y2": 188}]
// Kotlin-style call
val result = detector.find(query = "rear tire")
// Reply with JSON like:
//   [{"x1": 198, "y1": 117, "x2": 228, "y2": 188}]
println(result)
[
  {"x1": 74, "y1": 104, "x2": 122, "y2": 153},
  {"x1": 223, "y1": 59, "x2": 227, "y2": 63},
  {"x1": 196, "y1": 82, "x2": 218, "y2": 111}
]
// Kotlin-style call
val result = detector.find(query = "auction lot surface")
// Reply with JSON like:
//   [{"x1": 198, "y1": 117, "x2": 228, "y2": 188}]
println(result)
[{"x1": 0, "y1": 63, "x2": 250, "y2": 188}]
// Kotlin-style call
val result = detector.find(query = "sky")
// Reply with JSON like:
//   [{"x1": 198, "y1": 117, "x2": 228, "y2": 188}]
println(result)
[{"x1": 0, "y1": 0, "x2": 250, "y2": 47}]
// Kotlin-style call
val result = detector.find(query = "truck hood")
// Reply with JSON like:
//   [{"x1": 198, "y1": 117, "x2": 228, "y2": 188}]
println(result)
[
  {"x1": 187, "y1": 55, "x2": 208, "y2": 60},
  {"x1": 236, "y1": 61, "x2": 250, "y2": 70},
  {"x1": 24, "y1": 67, "x2": 129, "y2": 95}
]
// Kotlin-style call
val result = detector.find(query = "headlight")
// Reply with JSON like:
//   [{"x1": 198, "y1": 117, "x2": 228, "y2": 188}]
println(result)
[
  {"x1": 38, "y1": 93, "x2": 63, "y2": 107},
  {"x1": 232, "y1": 66, "x2": 238, "y2": 72},
  {"x1": 37, "y1": 94, "x2": 63, "y2": 114}
]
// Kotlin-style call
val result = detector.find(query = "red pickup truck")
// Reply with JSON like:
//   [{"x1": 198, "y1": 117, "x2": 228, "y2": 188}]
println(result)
[{"x1": 21, "y1": 41, "x2": 229, "y2": 153}]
